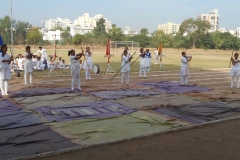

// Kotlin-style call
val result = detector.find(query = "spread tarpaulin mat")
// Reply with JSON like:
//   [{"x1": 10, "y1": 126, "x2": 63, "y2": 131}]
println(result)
[
  {"x1": 185, "y1": 90, "x2": 240, "y2": 102},
  {"x1": 48, "y1": 112, "x2": 184, "y2": 145},
  {"x1": 14, "y1": 93, "x2": 96, "y2": 109},
  {"x1": 0, "y1": 125, "x2": 77, "y2": 160},
  {"x1": 90, "y1": 90, "x2": 161, "y2": 100},
  {"x1": 155, "y1": 102, "x2": 240, "y2": 123},
  {"x1": 9, "y1": 87, "x2": 81, "y2": 98},
  {"x1": 34, "y1": 100, "x2": 134, "y2": 122},
  {"x1": 112, "y1": 94, "x2": 200, "y2": 110},
  {"x1": 0, "y1": 99, "x2": 21, "y2": 112},
  {"x1": 0, "y1": 100, "x2": 41, "y2": 130},
  {"x1": 138, "y1": 81, "x2": 212, "y2": 94}
]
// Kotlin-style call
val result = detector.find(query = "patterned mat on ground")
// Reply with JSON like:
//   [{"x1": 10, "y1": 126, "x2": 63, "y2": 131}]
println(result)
[
  {"x1": 48, "y1": 111, "x2": 185, "y2": 145},
  {"x1": 155, "y1": 102, "x2": 240, "y2": 123},
  {"x1": 138, "y1": 81, "x2": 212, "y2": 94},
  {"x1": 7, "y1": 88, "x2": 81, "y2": 98},
  {"x1": 34, "y1": 100, "x2": 134, "y2": 122},
  {"x1": 90, "y1": 89, "x2": 161, "y2": 100},
  {"x1": 112, "y1": 94, "x2": 201, "y2": 110}
]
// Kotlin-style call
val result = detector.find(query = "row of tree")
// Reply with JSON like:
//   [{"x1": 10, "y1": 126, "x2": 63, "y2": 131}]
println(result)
[{"x1": 1, "y1": 15, "x2": 240, "y2": 50}]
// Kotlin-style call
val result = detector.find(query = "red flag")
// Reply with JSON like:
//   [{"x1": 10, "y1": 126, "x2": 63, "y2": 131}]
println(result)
[{"x1": 106, "y1": 38, "x2": 110, "y2": 63}]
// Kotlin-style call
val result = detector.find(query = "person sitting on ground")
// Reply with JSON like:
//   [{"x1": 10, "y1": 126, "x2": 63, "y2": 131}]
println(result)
[
  {"x1": 43, "y1": 59, "x2": 48, "y2": 69},
  {"x1": 34, "y1": 56, "x2": 45, "y2": 71}
]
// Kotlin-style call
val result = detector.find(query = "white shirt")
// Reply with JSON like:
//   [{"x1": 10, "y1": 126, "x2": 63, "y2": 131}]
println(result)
[
  {"x1": 35, "y1": 49, "x2": 48, "y2": 60},
  {"x1": 70, "y1": 56, "x2": 80, "y2": 71},
  {"x1": 85, "y1": 52, "x2": 92, "y2": 61},
  {"x1": 0, "y1": 52, "x2": 11, "y2": 69}
]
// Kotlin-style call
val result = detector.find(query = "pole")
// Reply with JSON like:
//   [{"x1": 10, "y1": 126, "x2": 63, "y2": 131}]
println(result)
[
  {"x1": 111, "y1": 52, "x2": 136, "y2": 81},
  {"x1": 10, "y1": 0, "x2": 14, "y2": 56},
  {"x1": 130, "y1": 56, "x2": 140, "y2": 66}
]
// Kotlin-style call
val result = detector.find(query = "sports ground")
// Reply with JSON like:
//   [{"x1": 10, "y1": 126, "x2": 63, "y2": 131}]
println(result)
[{"x1": 1, "y1": 48, "x2": 240, "y2": 160}]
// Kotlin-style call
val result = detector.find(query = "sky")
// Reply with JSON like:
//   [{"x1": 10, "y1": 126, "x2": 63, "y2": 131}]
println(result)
[{"x1": 0, "y1": 0, "x2": 239, "y2": 33}]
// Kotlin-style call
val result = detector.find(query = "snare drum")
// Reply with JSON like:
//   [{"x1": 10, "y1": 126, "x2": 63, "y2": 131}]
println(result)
[{"x1": 93, "y1": 64, "x2": 100, "y2": 74}]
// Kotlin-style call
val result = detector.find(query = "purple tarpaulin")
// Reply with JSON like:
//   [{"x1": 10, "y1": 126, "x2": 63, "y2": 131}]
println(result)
[
  {"x1": 154, "y1": 102, "x2": 240, "y2": 123},
  {"x1": 90, "y1": 90, "x2": 161, "y2": 100},
  {"x1": 0, "y1": 100, "x2": 21, "y2": 112},
  {"x1": 8, "y1": 88, "x2": 81, "y2": 98},
  {"x1": 34, "y1": 100, "x2": 134, "y2": 122},
  {"x1": 138, "y1": 81, "x2": 212, "y2": 94}
]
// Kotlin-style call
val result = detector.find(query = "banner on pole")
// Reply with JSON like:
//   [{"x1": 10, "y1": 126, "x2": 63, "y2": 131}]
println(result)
[{"x1": 0, "y1": 35, "x2": 4, "y2": 46}]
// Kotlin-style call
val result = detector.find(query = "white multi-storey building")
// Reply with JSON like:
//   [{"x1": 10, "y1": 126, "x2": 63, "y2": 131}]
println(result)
[
  {"x1": 44, "y1": 17, "x2": 73, "y2": 30},
  {"x1": 74, "y1": 13, "x2": 112, "y2": 32},
  {"x1": 158, "y1": 21, "x2": 180, "y2": 34},
  {"x1": 200, "y1": 9, "x2": 219, "y2": 32},
  {"x1": 39, "y1": 29, "x2": 63, "y2": 41},
  {"x1": 237, "y1": 28, "x2": 240, "y2": 38}
]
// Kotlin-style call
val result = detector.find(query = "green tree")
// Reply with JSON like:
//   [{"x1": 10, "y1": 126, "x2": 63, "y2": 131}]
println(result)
[
  {"x1": 26, "y1": 27, "x2": 42, "y2": 45},
  {"x1": 196, "y1": 33, "x2": 214, "y2": 49},
  {"x1": 179, "y1": 17, "x2": 211, "y2": 48},
  {"x1": 151, "y1": 30, "x2": 173, "y2": 48},
  {"x1": 72, "y1": 34, "x2": 84, "y2": 45},
  {"x1": 130, "y1": 34, "x2": 151, "y2": 47},
  {"x1": 0, "y1": 16, "x2": 12, "y2": 44},
  {"x1": 108, "y1": 24, "x2": 123, "y2": 41},
  {"x1": 61, "y1": 30, "x2": 72, "y2": 45},
  {"x1": 93, "y1": 18, "x2": 107, "y2": 46},
  {"x1": 14, "y1": 21, "x2": 31, "y2": 44},
  {"x1": 140, "y1": 28, "x2": 149, "y2": 35},
  {"x1": 172, "y1": 34, "x2": 191, "y2": 49}
]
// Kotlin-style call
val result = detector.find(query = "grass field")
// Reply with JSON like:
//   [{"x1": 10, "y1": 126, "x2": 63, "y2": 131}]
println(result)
[{"x1": 12, "y1": 47, "x2": 233, "y2": 76}]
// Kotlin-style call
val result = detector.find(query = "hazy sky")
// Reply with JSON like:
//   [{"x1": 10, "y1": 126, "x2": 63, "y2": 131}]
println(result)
[{"x1": 1, "y1": 0, "x2": 239, "y2": 32}]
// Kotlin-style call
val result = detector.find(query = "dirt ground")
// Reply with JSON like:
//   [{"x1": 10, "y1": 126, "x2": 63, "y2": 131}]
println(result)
[
  {"x1": 34, "y1": 119, "x2": 240, "y2": 160},
  {"x1": 6, "y1": 68, "x2": 240, "y2": 160}
]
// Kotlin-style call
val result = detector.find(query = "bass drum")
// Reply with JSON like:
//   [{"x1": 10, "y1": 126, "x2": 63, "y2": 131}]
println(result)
[{"x1": 93, "y1": 64, "x2": 100, "y2": 74}]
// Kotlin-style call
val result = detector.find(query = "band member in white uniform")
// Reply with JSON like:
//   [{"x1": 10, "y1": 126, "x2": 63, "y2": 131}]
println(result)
[
  {"x1": 121, "y1": 50, "x2": 133, "y2": 85},
  {"x1": 230, "y1": 53, "x2": 240, "y2": 88},
  {"x1": 154, "y1": 48, "x2": 160, "y2": 64},
  {"x1": 34, "y1": 57, "x2": 45, "y2": 71},
  {"x1": 0, "y1": 45, "x2": 13, "y2": 95},
  {"x1": 121, "y1": 46, "x2": 131, "y2": 61},
  {"x1": 34, "y1": 46, "x2": 48, "y2": 61},
  {"x1": 145, "y1": 49, "x2": 151, "y2": 72},
  {"x1": 69, "y1": 49, "x2": 83, "y2": 90},
  {"x1": 83, "y1": 47, "x2": 93, "y2": 80},
  {"x1": 180, "y1": 52, "x2": 192, "y2": 85},
  {"x1": 24, "y1": 46, "x2": 34, "y2": 84},
  {"x1": 16, "y1": 54, "x2": 24, "y2": 71},
  {"x1": 139, "y1": 48, "x2": 147, "y2": 78}
]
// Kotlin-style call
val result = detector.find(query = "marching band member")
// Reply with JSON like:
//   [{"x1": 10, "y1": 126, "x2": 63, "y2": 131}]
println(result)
[
  {"x1": 0, "y1": 45, "x2": 13, "y2": 95},
  {"x1": 180, "y1": 52, "x2": 192, "y2": 85},
  {"x1": 24, "y1": 46, "x2": 34, "y2": 84},
  {"x1": 154, "y1": 47, "x2": 160, "y2": 64},
  {"x1": 16, "y1": 54, "x2": 24, "y2": 71},
  {"x1": 121, "y1": 50, "x2": 133, "y2": 86},
  {"x1": 83, "y1": 47, "x2": 93, "y2": 80},
  {"x1": 139, "y1": 48, "x2": 147, "y2": 78},
  {"x1": 145, "y1": 49, "x2": 151, "y2": 72},
  {"x1": 230, "y1": 53, "x2": 240, "y2": 88},
  {"x1": 34, "y1": 56, "x2": 45, "y2": 71},
  {"x1": 69, "y1": 49, "x2": 83, "y2": 90},
  {"x1": 34, "y1": 46, "x2": 48, "y2": 61}
]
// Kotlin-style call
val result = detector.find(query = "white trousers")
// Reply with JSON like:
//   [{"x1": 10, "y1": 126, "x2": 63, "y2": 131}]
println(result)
[
  {"x1": 85, "y1": 70, "x2": 91, "y2": 79},
  {"x1": 154, "y1": 55, "x2": 161, "y2": 64},
  {"x1": 24, "y1": 72, "x2": 33, "y2": 84},
  {"x1": 121, "y1": 71, "x2": 129, "y2": 84},
  {"x1": 139, "y1": 68, "x2": 146, "y2": 77},
  {"x1": 0, "y1": 80, "x2": 8, "y2": 95},
  {"x1": 72, "y1": 73, "x2": 81, "y2": 89},
  {"x1": 180, "y1": 74, "x2": 188, "y2": 85},
  {"x1": 231, "y1": 76, "x2": 239, "y2": 88},
  {"x1": 34, "y1": 65, "x2": 45, "y2": 70}
]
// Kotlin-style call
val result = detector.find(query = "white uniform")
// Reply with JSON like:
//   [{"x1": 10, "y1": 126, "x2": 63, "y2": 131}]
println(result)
[
  {"x1": 139, "y1": 53, "x2": 147, "y2": 78},
  {"x1": 145, "y1": 52, "x2": 151, "y2": 72},
  {"x1": 34, "y1": 49, "x2": 48, "y2": 61},
  {"x1": 24, "y1": 52, "x2": 33, "y2": 84},
  {"x1": 180, "y1": 57, "x2": 189, "y2": 85},
  {"x1": 230, "y1": 58, "x2": 240, "y2": 88},
  {"x1": 154, "y1": 50, "x2": 159, "y2": 64},
  {"x1": 0, "y1": 52, "x2": 11, "y2": 95},
  {"x1": 70, "y1": 56, "x2": 81, "y2": 90},
  {"x1": 83, "y1": 52, "x2": 93, "y2": 79},
  {"x1": 121, "y1": 55, "x2": 130, "y2": 84},
  {"x1": 16, "y1": 58, "x2": 24, "y2": 70},
  {"x1": 34, "y1": 60, "x2": 45, "y2": 70}
]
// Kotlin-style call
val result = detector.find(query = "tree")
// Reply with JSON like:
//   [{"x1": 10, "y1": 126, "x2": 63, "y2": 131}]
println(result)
[
  {"x1": 93, "y1": 18, "x2": 107, "y2": 46},
  {"x1": 14, "y1": 21, "x2": 31, "y2": 44},
  {"x1": 108, "y1": 24, "x2": 123, "y2": 41},
  {"x1": 72, "y1": 34, "x2": 84, "y2": 45},
  {"x1": 140, "y1": 28, "x2": 149, "y2": 35},
  {"x1": 26, "y1": 27, "x2": 42, "y2": 45},
  {"x1": 151, "y1": 30, "x2": 173, "y2": 48},
  {"x1": 51, "y1": 27, "x2": 64, "y2": 31},
  {"x1": 172, "y1": 34, "x2": 191, "y2": 49},
  {"x1": 61, "y1": 30, "x2": 72, "y2": 45},
  {"x1": 130, "y1": 34, "x2": 151, "y2": 47},
  {"x1": 0, "y1": 16, "x2": 12, "y2": 44},
  {"x1": 179, "y1": 17, "x2": 211, "y2": 48}
]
